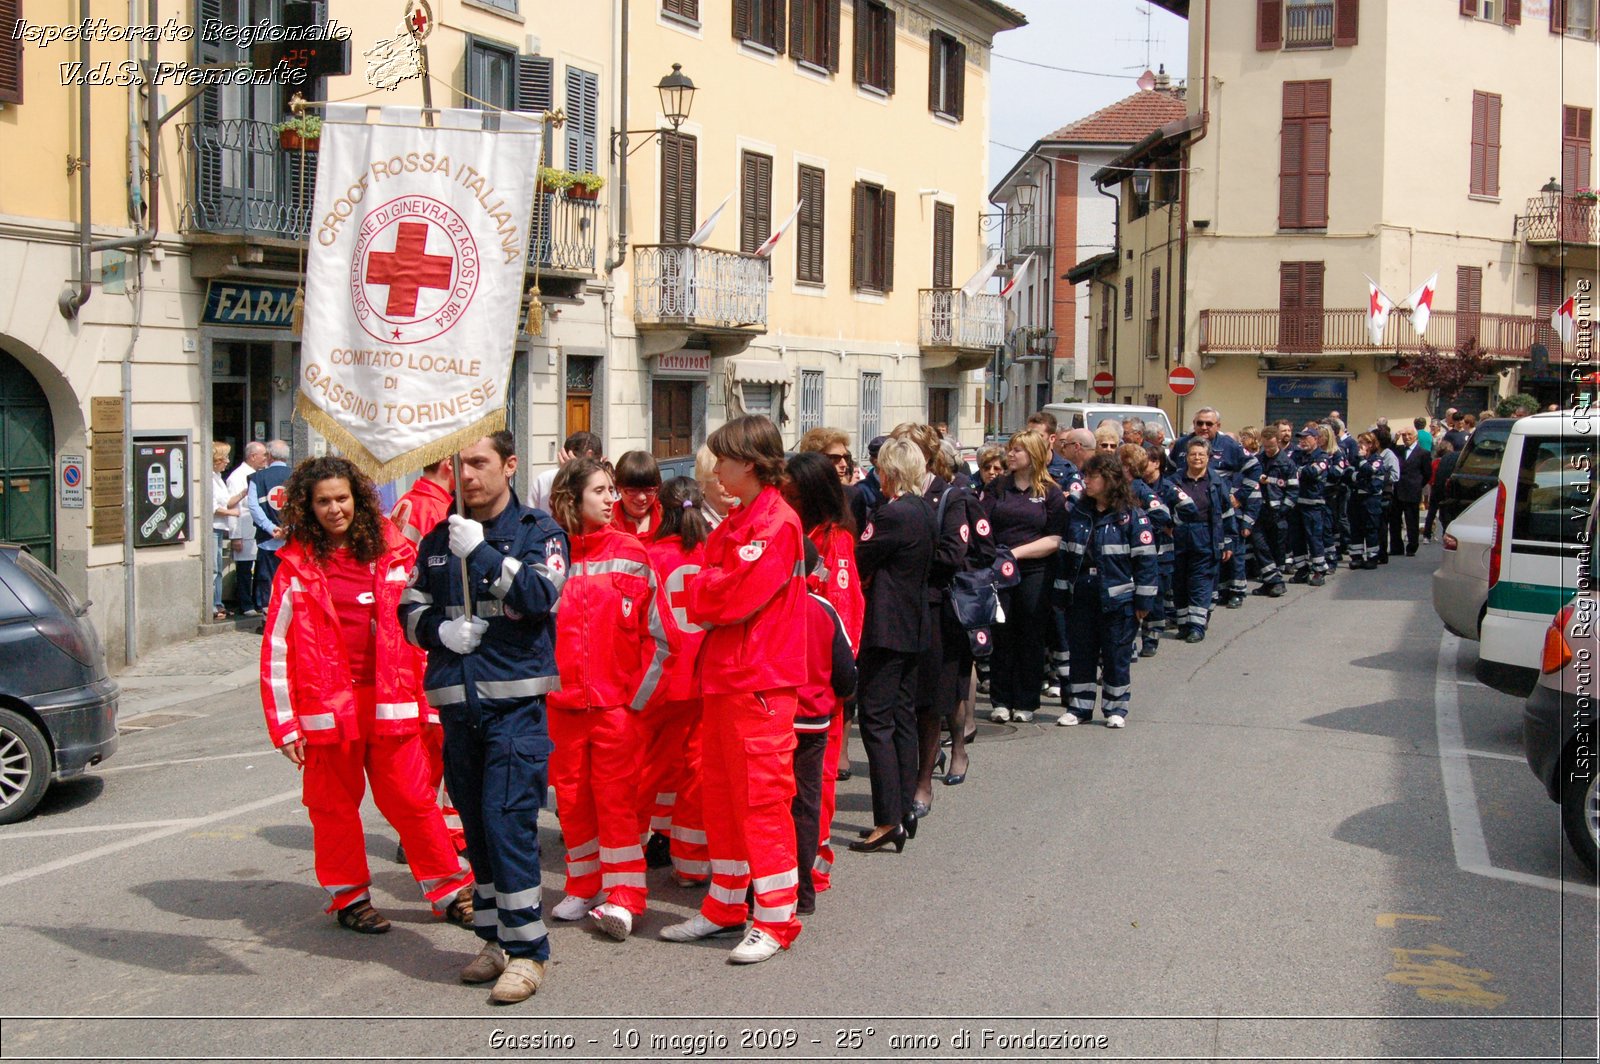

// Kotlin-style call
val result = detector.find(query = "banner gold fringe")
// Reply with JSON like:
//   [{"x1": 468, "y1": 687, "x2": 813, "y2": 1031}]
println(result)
[{"x1": 295, "y1": 393, "x2": 506, "y2": 482}]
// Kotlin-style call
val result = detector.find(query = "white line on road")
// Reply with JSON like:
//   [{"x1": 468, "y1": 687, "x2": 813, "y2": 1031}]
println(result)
[
  {"x1": 0, "y1": 818, "x2": 204, "y2": 840},
  {"x1": 0, "y1": 788, "x2": 300, "y2": 891},
  {"x1": 1462, "y1": 748, "x2": 1525, "y2": 763},
  {"x1": 95, "y1": 750, "x2": 268, "y2": 774},
  {"x1": 1434, "y1": 630, "x2": 1594, "y2": 898}
]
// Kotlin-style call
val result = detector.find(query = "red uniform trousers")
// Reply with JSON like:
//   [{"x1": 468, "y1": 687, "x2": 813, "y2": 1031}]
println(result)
[
  {"x1": 699, "y1": 689, "x2": 803, "y2": 946},
  {"x1": 634, "y1": 698, "x2": 709, "y2": 882},
  {"x1": 812, "y1": 707, "x2": 846, "y2": 893},
  {"x1": 549, "y1": 705, "x2": 648, "y2": 915},
  {"x1": 302, "y1": 688, "x2": 471, "y2": 913},
  {"x1": 420, "y1": 722, "x2": 465, "y2": 852}
]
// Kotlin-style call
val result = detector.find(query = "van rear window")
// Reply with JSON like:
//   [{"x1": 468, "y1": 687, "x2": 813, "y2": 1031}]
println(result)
[
  {"x1": 1513, "y1": 438, "x2": 1596, "y2": 545},
  {"x1": 1455, "y1": 431, "x2": 1508, "y2": 477}
]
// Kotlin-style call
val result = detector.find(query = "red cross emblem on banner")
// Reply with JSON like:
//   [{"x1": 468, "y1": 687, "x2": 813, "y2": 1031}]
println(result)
[{"x1": 351, "y1": 197, "x2": 479, "y2": 345}]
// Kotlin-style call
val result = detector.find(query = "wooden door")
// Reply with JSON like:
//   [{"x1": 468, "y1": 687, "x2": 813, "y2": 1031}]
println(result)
[
  {"x1": 565, "y1": 395, "x2": 591, "y2": 435},
  {"x1": 651, "y1": 380, "x2": 694, "y2": 459}
]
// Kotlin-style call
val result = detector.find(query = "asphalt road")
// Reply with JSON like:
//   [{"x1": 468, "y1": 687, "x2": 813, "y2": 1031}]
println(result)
[{"x1": 1, "y1": 547, "x2": 1595, "y2": 1063}]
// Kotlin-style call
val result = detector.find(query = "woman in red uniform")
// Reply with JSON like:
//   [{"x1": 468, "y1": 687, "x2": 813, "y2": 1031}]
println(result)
[
  {"x1": 780, "y1": 451, "x2": 862, "y2": 894},
  {"x1": 546, "y1": 457, "x2": 668, "y2": 942},
  {"x1": 637, "y1": 477, "x2": 712, "y2": 885},
  {"x1": 612, "y1": 451, "x2": 664, "y2": 539},
  {"x1": 662, "y1": 415, "x2": 808, "y2": 966},
  {"x1": 260, "y1": 456, "x2": 472, "y2": 934}
]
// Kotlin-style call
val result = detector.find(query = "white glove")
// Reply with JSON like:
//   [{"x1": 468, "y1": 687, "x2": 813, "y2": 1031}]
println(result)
[
  {"x1": 447, "y1": 514, "x2": 485, "y2": 559},
  {"x1": 439, "y1": 615, "x2": 488, "y2": 655}
]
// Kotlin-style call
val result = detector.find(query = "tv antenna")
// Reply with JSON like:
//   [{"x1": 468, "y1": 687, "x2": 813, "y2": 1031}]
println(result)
[{"x1": 1114, "y1": 1, "x2": 1164, "y2": 72}]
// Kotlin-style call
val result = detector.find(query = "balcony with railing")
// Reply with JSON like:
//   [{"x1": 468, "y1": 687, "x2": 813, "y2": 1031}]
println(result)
[
  {"x1": 1521, "y1": 193, "x2": 1600, "y2": 246},
  {"x1": 531, "y1": 192, "x2": 599, "y2": 275},
  {"x1": 178, "y1": 118, "x2": 316, "y2": 242},
  {"x1": 1199, "y1": 308, "x2": 1543, "y2": 359},
  {"x1": 1284, "y1": 0, "x2": 1335, "y2": 48},
  {"x1": 633, "y1": 245, "x2": 768, "y2": 335},
  {"x1": 1002, "y1": 212, "x2": 1047, "y2": 262},
  {"x1": 919, "y1": 289, "x2": 1004, "y2": 370}
]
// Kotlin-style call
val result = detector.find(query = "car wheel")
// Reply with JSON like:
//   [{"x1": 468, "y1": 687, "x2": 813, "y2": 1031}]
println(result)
[
  {"x1": 1561, "y1": 761, "x2": 1600, "y2": 875},
  {"x1": 0, "y1": 707, "x2": 51, "y2": 825}
]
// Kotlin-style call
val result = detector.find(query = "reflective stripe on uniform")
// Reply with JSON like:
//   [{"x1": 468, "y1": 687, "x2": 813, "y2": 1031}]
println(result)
[
  {"x1": 579, "y1": 558, "x2": 651, "y2": 579},
  {"x1": 491, "y1": 556, "x2": 522, "y2": 598},
  {"x1": 300, "y1": 712, "x2": 336, "y2": 732},
  {"x1": 425, "y1": 674, "x2": 560, "y2": 707},
  {"x1": 710, "y1": 858, "x2": 750, "y2": 876},
  {"x1": 670, "y1": 826, "x2": 707, "y2": 845},
  {"x1": 497, "y1": 885, "x2": 541, "y2": 910},
  {"x1": 567, "y1": 838, "x2": 599, "y2": 860},
  {"x1": 497, "y1": 918, "x2": 549, "y2": 942},
  {"x1": 600, "y1": 844, "x2": 644, "y2": 864},
  {"x1": 753, "y1": 902, "x2": 795, "y2": 923},
  {"x1": 752, "y1": 868, "x2": 798, "y2": 894},
  {"x1": 602, "y1": 871, "x2": 647, "y2": 888},
  {"x1": 374, "y1": 701, "x2": 419, "y2": 721},
  {"x1": 709, "y1": 882, "x2": 745, "y2": 905}
]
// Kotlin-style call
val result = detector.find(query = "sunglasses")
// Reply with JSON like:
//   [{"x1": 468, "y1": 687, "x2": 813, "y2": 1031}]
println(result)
[
  {"x1": 1195, "y1": 420, "x2": 1216, "y2": 427},
  {"x1": 827, "y1": 452, "x2": 852, "y2": 465}
]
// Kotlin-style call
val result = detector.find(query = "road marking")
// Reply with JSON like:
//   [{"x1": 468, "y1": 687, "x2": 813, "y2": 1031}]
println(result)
[
  {"x1": 1375, "y1": 913, "x2": 1441, "y2": 928},
  {"x1": 0, "y1": 818, "x2": 203, "y2": 840},
  {"x1": 1434, "y1": 631, "x2": 1594, "y2": 897},
  {"x1": 0, "y1": 788, "x2": 300, "y2": 890},
  {"x1": 1462, "y1": 748, "x2": 1524, "y2": 763},
  {"x1": 94, "y1": 750, "x2": 267, "y2": 774}
]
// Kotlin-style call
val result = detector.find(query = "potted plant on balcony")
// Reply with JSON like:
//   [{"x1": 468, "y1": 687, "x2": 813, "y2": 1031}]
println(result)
[
  {"x1": 1574, "y1": 187, "x2": 1599, "y2": 204},
  {"x1": 275, "y1": 114, "x2": 322, "y2": 152},
  {"x1": 567, "y1": 172, "x2": 604, "y2": 201},
  {"x1": 536, "y1": 165, "x2": 574, "y2": 196}
]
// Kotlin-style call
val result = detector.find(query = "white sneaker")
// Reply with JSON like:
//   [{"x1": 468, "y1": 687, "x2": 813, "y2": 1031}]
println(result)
[
  {"x1": 727, "y1": 927, "x2": 784, "y2": 964},
  {"x1": 659, "y1": 912, "x2": 746, "y2": 942},
  {"x1": 551, "y1": 893, "x2": 599, "y2": 922},
  {"x1": 1057, "y1": 713, "x2": 1085, "y2": 726},
  {"x1": 1105, "y1": 715, "x2": 1126, "y2": 729},
  {"x1": 989, "y1": 706, "x2": 1011, "y2": 723},
  {"x1": 1043, "y1": 684, "x2": 1062, "y2": 699},
  {"x1": 1012, "y1": 709, "x2": 1035, "y2": 723},
  {"x1": 590, "y1": 902, "x2": 632, "y2": 941}
]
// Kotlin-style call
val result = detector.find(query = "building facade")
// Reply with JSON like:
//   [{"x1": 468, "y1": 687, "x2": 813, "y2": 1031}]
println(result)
[{"x1": 1079, "y1": 0, "x2": 1600, "y2": 433}]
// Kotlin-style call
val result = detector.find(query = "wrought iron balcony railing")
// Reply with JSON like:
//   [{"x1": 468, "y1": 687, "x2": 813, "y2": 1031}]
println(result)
[
  {"x1": 1284, "y1": 0, "x2": 1335, "y2": 48},
  {"x1": 178, "y1": 118, "x2": 316, "y2": 241},
  {"x1": 1521, "y1": 194, "x2": 1600, "y2": 245},
  {"x1": 919, "y1": 289, "x2": 1004, "y2": 350},
  {"x1": 1199, "y1": 308, "x2": 1546, "y2": 359},
  {"x1": 633, "y1": 245, "x2": 768, "y2": 331},
  {"x1": 532, "y1": 192, "x2": 598, "y2": 274}
]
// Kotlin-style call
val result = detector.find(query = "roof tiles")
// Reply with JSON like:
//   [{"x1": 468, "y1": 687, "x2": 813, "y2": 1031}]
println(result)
[{"x1": 1045, "y1": 89, "x2": 1188, "y2": 146}]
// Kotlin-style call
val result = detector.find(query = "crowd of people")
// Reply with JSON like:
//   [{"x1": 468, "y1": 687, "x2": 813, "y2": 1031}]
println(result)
[{"x1": 250, "y1": 403, "x2": 1457, "y2": 1005}]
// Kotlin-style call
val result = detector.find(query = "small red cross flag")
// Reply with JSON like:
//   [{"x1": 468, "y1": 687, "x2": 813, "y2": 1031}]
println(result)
[
  {"x1": 688, "y1": 193, "x2": 733, "y2": 246},
  {"x1": 755, "y1": 200, "x2": 804, "y2": 259},
  {"x1": 1364, "y1": 274, "x2": 1396, "y2": 347},
  {"x1": 1403, "y1": 272, "x2": 1438, "y2": 337},
  {"x1": 1552, "y1": 292, "x2": 1578, "y2": 345},
  {"x1": 299, "y1": 104, "x2": 542, "y2": 478},
  {"x1": 1000, "y1": 255, "x2": 1034, "y2": 299}
]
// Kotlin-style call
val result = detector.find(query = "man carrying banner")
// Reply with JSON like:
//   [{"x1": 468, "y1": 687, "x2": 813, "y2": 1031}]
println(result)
[{"x1": 401, "y1": 431, "x2": 568, "y2": 1004}]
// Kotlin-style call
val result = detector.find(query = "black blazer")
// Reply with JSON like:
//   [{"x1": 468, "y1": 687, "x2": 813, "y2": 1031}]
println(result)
[
  {"x1": 1396, "y1": 444, "x2": 1430, "y2": 503},
  {"x1": 855, "y1": 492, "x2": 936, "y2": 653}
]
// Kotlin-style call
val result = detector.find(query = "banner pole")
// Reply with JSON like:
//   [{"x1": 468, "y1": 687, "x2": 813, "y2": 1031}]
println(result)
[{"x1": 454, "y1": 453, "x2": 474, "y2": 619}]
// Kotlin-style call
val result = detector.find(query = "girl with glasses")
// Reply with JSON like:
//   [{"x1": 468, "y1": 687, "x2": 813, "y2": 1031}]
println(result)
[{"x1": 612, "y1": 451, "x2": 664, "y2": 539}]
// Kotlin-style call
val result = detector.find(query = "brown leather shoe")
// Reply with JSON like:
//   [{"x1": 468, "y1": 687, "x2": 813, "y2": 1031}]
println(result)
[
  {"x1": 489, "y1": 958, "x2": 547, "y2": 1004},
  {"x1": 459, "y1": 941, "x2": 507, "y2": 984}
]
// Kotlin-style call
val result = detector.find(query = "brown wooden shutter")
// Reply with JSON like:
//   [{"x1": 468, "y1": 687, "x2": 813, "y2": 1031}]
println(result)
[
  {"x1": 1470, "y1": 91, "x2": 1488, "y2": 196},
  {"x1": 851, "y1": 183, "x2": 869, "y2": 290},
  {"x1": 1456, "y1": 266, "x2": 1483, "y2": 345},
  {"x1": 797, "y1": 164, "x2": 825, "y2": 283},
  {"x1": 733, "y1": 0, "x2": 752, "y2": 42},
  {"x1": 0, "y1": 0, "x2": 22, "y2": 105},
  {"x1": 1459, "y1": 0, "x2": 1476, "y2": 17},
  {"x1": 1505, "y1": 0, "x2": 1522, "y2": 26},
  {"x1": 1484, "y1": 93, "x2": 1501, "y2": 196},
  {"x1": 952, "y1": 39, "x2": 966, "y2": 121},
  {"x1": 1280, "y1": 83, "x2": 1305, "y2": 228},
  {"x1": 1552, "y1": 0, "x2": 1567, "y2": 33},
  {"x1": 1304, "y1": 262, "x2": 1325, "y2": 350},
  {"x1": 661, "y1": 132, "x2": 697, "y2": 244},
  {"x1": 1149, "y1": 267, "x2": 1161, "y2": 319},
  {"x1": 739, "y1": 151, "x2": 772, "y2": 255},
  {"x1": 1280, "y1": 81, "x2": 1330, "y2": 229},
  {"x1": 772, "y1": 0, "x2": 786, "y2": 53},
  {"x1": 663, "y1": 0, "x2": 698, "y2": 20},
  {"x1": 932, "y1": 202, "x2": 954, "y2": 287},
  {"x1": 1279, "y1": 261, "x2": 1325, "y2": 352},
  {"x1": 1333, "y1": 0, "x2": 1359, "y2": 46},
  {"x1": 1258, "y1": 0, "x2": 1283, "y2": 50},
  {"x1": 1537, "y1": 265, "x2": 1563, "y2": 349},
  {"x1": 827, "y1": 0, "x2": 842, "y2": 73},
  {"x1": 881, "y1": 188, "x2": 896, "y2": 291},
  {"x1": 854, "y1": 1, "x2": 870, "y2": 84},
  {"x1": 884, "y1": 6, "x2": 896, "y2": 95},
  {"x1": 928, "y1": 31, "x2": 942, "y2": 112},
  {"x1": 790, "y1": 0, "x2": 806, "y2": 58},
  {"x1": 1563, "y1": 106, "x2": 1593, "y2": 194}
]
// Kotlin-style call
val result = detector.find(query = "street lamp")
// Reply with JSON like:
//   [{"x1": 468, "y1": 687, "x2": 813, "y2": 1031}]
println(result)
[
  {"x1": 1131, "y1": 168, "x2": 1153, "y2": 201},
  {"x1": 1015, "y1": 180, "x2": 1038, "y2": 214},
  {"x1": 657, "y1": 63, "x2": 696, "y2": 131}
]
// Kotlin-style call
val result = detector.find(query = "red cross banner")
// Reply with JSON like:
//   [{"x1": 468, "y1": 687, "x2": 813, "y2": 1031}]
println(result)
[{"x1": 298, "y1": 104, "x2": 542, "y2": 478}]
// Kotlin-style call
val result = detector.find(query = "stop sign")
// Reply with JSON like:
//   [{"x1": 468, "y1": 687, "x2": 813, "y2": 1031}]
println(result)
[
  {"x1": 1169, "y1": 366, "x2": 1197, "y2": 395},
  {"x1": 1092, "y1": 371, "x2": 1115, "y2": 397},
  {"x1": 1386, "y1": 362, "x2": 1413, "y2": 389}
]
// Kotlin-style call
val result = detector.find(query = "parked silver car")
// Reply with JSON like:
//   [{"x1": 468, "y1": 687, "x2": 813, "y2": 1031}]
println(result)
[
  {"x1": 1522, "y1": 513, "x2": 1597, "y2": 873},
  {"x1": 1431, "y1": 489, "x2": 1496, "y2": 640}
]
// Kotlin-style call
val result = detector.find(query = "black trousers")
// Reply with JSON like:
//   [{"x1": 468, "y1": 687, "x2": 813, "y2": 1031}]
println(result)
[
  {"x1": 916, "y1": 599, "x2": 971, "y2": 720},
  {"x1": 253, "y1": 548, "x2": 281, "y2": 609},
  {"x1": 1390, "y1": 497, "x2": 1419, "y2": 554},
  {"x1": 233, "y1": 558, "x2": 257, "y2": 611},
  {"x1": 790, "y1": 730, "x2": 828, "y2": 911},
  {"x1": 856, "y1": 647, "x2": 920, "y2": 827},
  {"x1": 990, "y1": 560, "x2": 1049, "y2": 711}
]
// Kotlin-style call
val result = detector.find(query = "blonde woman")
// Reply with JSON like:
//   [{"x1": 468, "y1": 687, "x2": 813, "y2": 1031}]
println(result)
[
  {"x1": 978, "y1": 432, "x2": 1066, "y2": 723},
  {"x1": 694, "y1": 444, "x2": 733, "y2": 528},
  {"x1": 209, "y1": 442, "x2": 242, "y2": 620}
]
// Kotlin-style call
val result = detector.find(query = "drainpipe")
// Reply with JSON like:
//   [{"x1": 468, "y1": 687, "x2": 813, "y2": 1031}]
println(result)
[
  {"x1": 1097, "y1": 182, "x2": 1121, "y2": 393},
  {"x1": 1175, "y1": 0, "x2": 1214, "y2": 418},
  {"x1": 603, "y1": 0, "x2": 630, "y2": 273}
]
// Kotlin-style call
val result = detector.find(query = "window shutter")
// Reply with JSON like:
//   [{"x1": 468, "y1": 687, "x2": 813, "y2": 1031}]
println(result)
[
  {"x1": 1333, "y1": 0, "x2": 1359, "y2": 46},
  {"x1": 1279, "y1": 84, "x2": 1305, "y2": 229},
  {"x1": 1552, "y1": 0, "x2": 1567, "y2": 33},
  {"x1": 564, "y1": 67, "x2": 599, "y2": 174},
  {"x1": 928, "y1": 31, "x2": 942, "y2": 112},
  {"x1": 739, "y1": 151, "x2": 772, "y2": 255},
  {"x1": 854, "y1": 1, "x2": 870, "y2": 84},
  {"x1": 771, "y1": 0, "x2": 786, "y2": 53},
  {"x1": 663, "y1": 0, "x2": 698, "y2": 19},
  {"x1": 1258, "y1": 0, "x2": 1283, "y2": 50},
  {"x1": 733, "y1": 0, "x2": 752, "y2": 41},
  {"x1": 1305, "y1": 86, "x2": 1331, "y2": 227},
  {"x1": 516, "y1": 55, "x2": 554, "y2": 114},
  {"x1": 797, "y1": 165, "x2": 825, "y2": 283},
  {"x1": 1459, "y1": 0, "x2": 1476, "y2": 16},
  {"x1": 1304, "y1": 262, "x2": 1325, "y2": 349},
  {"x1": 952, "y1": 39, "x2": 966, "y2": 121},
  {"x1": 1470, "y1": 92, "x2": 1488, "y2": 196},
  {"x1": 790, "y1": 0, "x2": 805, "y2": 58},
  {"x1": 0, "y1": 0, "x2": 22, "y2": 104},
  {"x1": 881, "y1": 188, "x2": 896, "y2": 291},
  {"x1": 1537, "y1": 265, "x2": 1563, "y2": 348},
  {"x1": 851, "y1": 183, "x2": 868, "y2": 290},
  {"x1": 1149, "y1": 267, "x2": 1161, "y2": 319},
  {"x1": 1484, "y1": 93, "x2": 1501, "y2": 196},
  {"x1": 932, "y1": 202, "x2": 954, "y2": 287},
  {"x1": 662, "y1": 133, "x2": 697, "y2": 244},
  {"x1": 1505, "y1": 0, "x2": 1522, "y2": 26},
  {"x1": 1124, "y1": 276, "x2": 1134, "y2": 319},
  {"x1": 1279, "y1": 262, "x2": 1302, "y2": 350},
  {"x1": 1563, "y1": 106, "x2": 1592, "y2": 193},
  {"x1": 1456, "y1": 266, "x2": 1483, "y2": 344},
  {"x1": 1281, "y1": 81, "x2": 1330, "y2": 229},
  {"x1": 884, "y1": 6, "x2": 896, "y2": 95},
  {"x1": 826, "y1": 0, "x2": 842, "y2": 73}
]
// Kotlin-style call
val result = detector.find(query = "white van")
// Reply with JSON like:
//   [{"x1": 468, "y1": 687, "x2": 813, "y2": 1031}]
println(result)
[
  {"x1": 1476, "y1": 411, "x2": 1597, "y2": 695},
  {"x1": 1043, "y1": 403, "x2": 1175, "y2": 443}
]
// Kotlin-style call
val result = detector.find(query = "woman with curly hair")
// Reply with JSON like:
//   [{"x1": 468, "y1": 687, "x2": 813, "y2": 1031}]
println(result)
[{"x1": 259, "y1": 456, "x2": 473, "y2": 935}]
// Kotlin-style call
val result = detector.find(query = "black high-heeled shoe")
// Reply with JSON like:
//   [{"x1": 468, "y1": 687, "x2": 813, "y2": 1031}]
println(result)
[
  {"x1": 934, "y1": 750, "x2": 947, "y2": 776},
  {"x1": 902, "y1": 813, "x2": 919, "y2": 839},
  {"x1": 848, "y1": 826, "x2": 906, "y2": 853}
]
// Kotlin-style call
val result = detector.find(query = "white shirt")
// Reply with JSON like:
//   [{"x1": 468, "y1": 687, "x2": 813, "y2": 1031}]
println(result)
[
  {"x1": 211, "y1": 471, "x2": 233, "y2": 532},
  {"x1": 528, "y1": 467, "x2": 558, "y2": 514},
  {"x1": 224, "y1": 462, "x2": 258, "y2": 560}
]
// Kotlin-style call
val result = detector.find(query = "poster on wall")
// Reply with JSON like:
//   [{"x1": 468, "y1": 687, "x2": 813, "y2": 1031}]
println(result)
[{"x1": 131, "y1": 437, "x2": 191, "y2": 549}]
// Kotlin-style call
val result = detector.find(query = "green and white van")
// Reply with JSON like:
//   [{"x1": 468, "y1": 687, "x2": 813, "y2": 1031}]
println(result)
[{"x1": 1476, "y1": 411, "x2": 1598, "y2": 695}]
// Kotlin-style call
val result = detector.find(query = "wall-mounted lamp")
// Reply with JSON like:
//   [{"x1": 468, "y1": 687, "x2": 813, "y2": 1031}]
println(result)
[
  {"x1": 611, "y1": 64, "x2": 698, "y2": 159},
  {"x1": 1131, "y1": 169, "x2": 1152, "y2": 200},
  {"x1": 1015, "y1": 181, "x2": 1038, "y2": 213}
]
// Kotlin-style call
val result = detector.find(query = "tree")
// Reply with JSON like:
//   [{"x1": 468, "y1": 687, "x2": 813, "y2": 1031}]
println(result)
[{"x1": 1401, "y1": 338, "x2": 1497, "y2": 396}]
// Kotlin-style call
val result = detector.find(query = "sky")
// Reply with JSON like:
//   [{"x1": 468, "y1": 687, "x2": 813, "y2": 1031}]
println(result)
[{"x1": 987, "y1": 0, "x2": 1191, "y2": 190}]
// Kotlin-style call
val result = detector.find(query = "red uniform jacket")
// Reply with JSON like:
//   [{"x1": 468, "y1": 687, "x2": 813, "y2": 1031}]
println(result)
[
  {"x1": 644, "y1": 534, "x2": 708, "y2": 708},
  {"x1": 807, "y1": 522, "x2": 864, "y2": 651},
  {"x1": 796, "y1": 592, "x2": 857, "y2": 732},
  {"x1": 550, "y1": 524, "x2": 670, "y2": 712},
  {"x1": 259, "y1": 523, "x2": 422, "y2": 747},
  {"x1": 394, "y1": 475, "x2": 453, "y2": 548},
  {"x1": 686, "y1": 485, "x2": 808, "y2": 695}
]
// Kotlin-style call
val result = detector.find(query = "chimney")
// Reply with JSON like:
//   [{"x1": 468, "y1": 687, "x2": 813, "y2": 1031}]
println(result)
[{"x1": 1153, "y1": 64, "x2": 1171, "y2": 92}]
